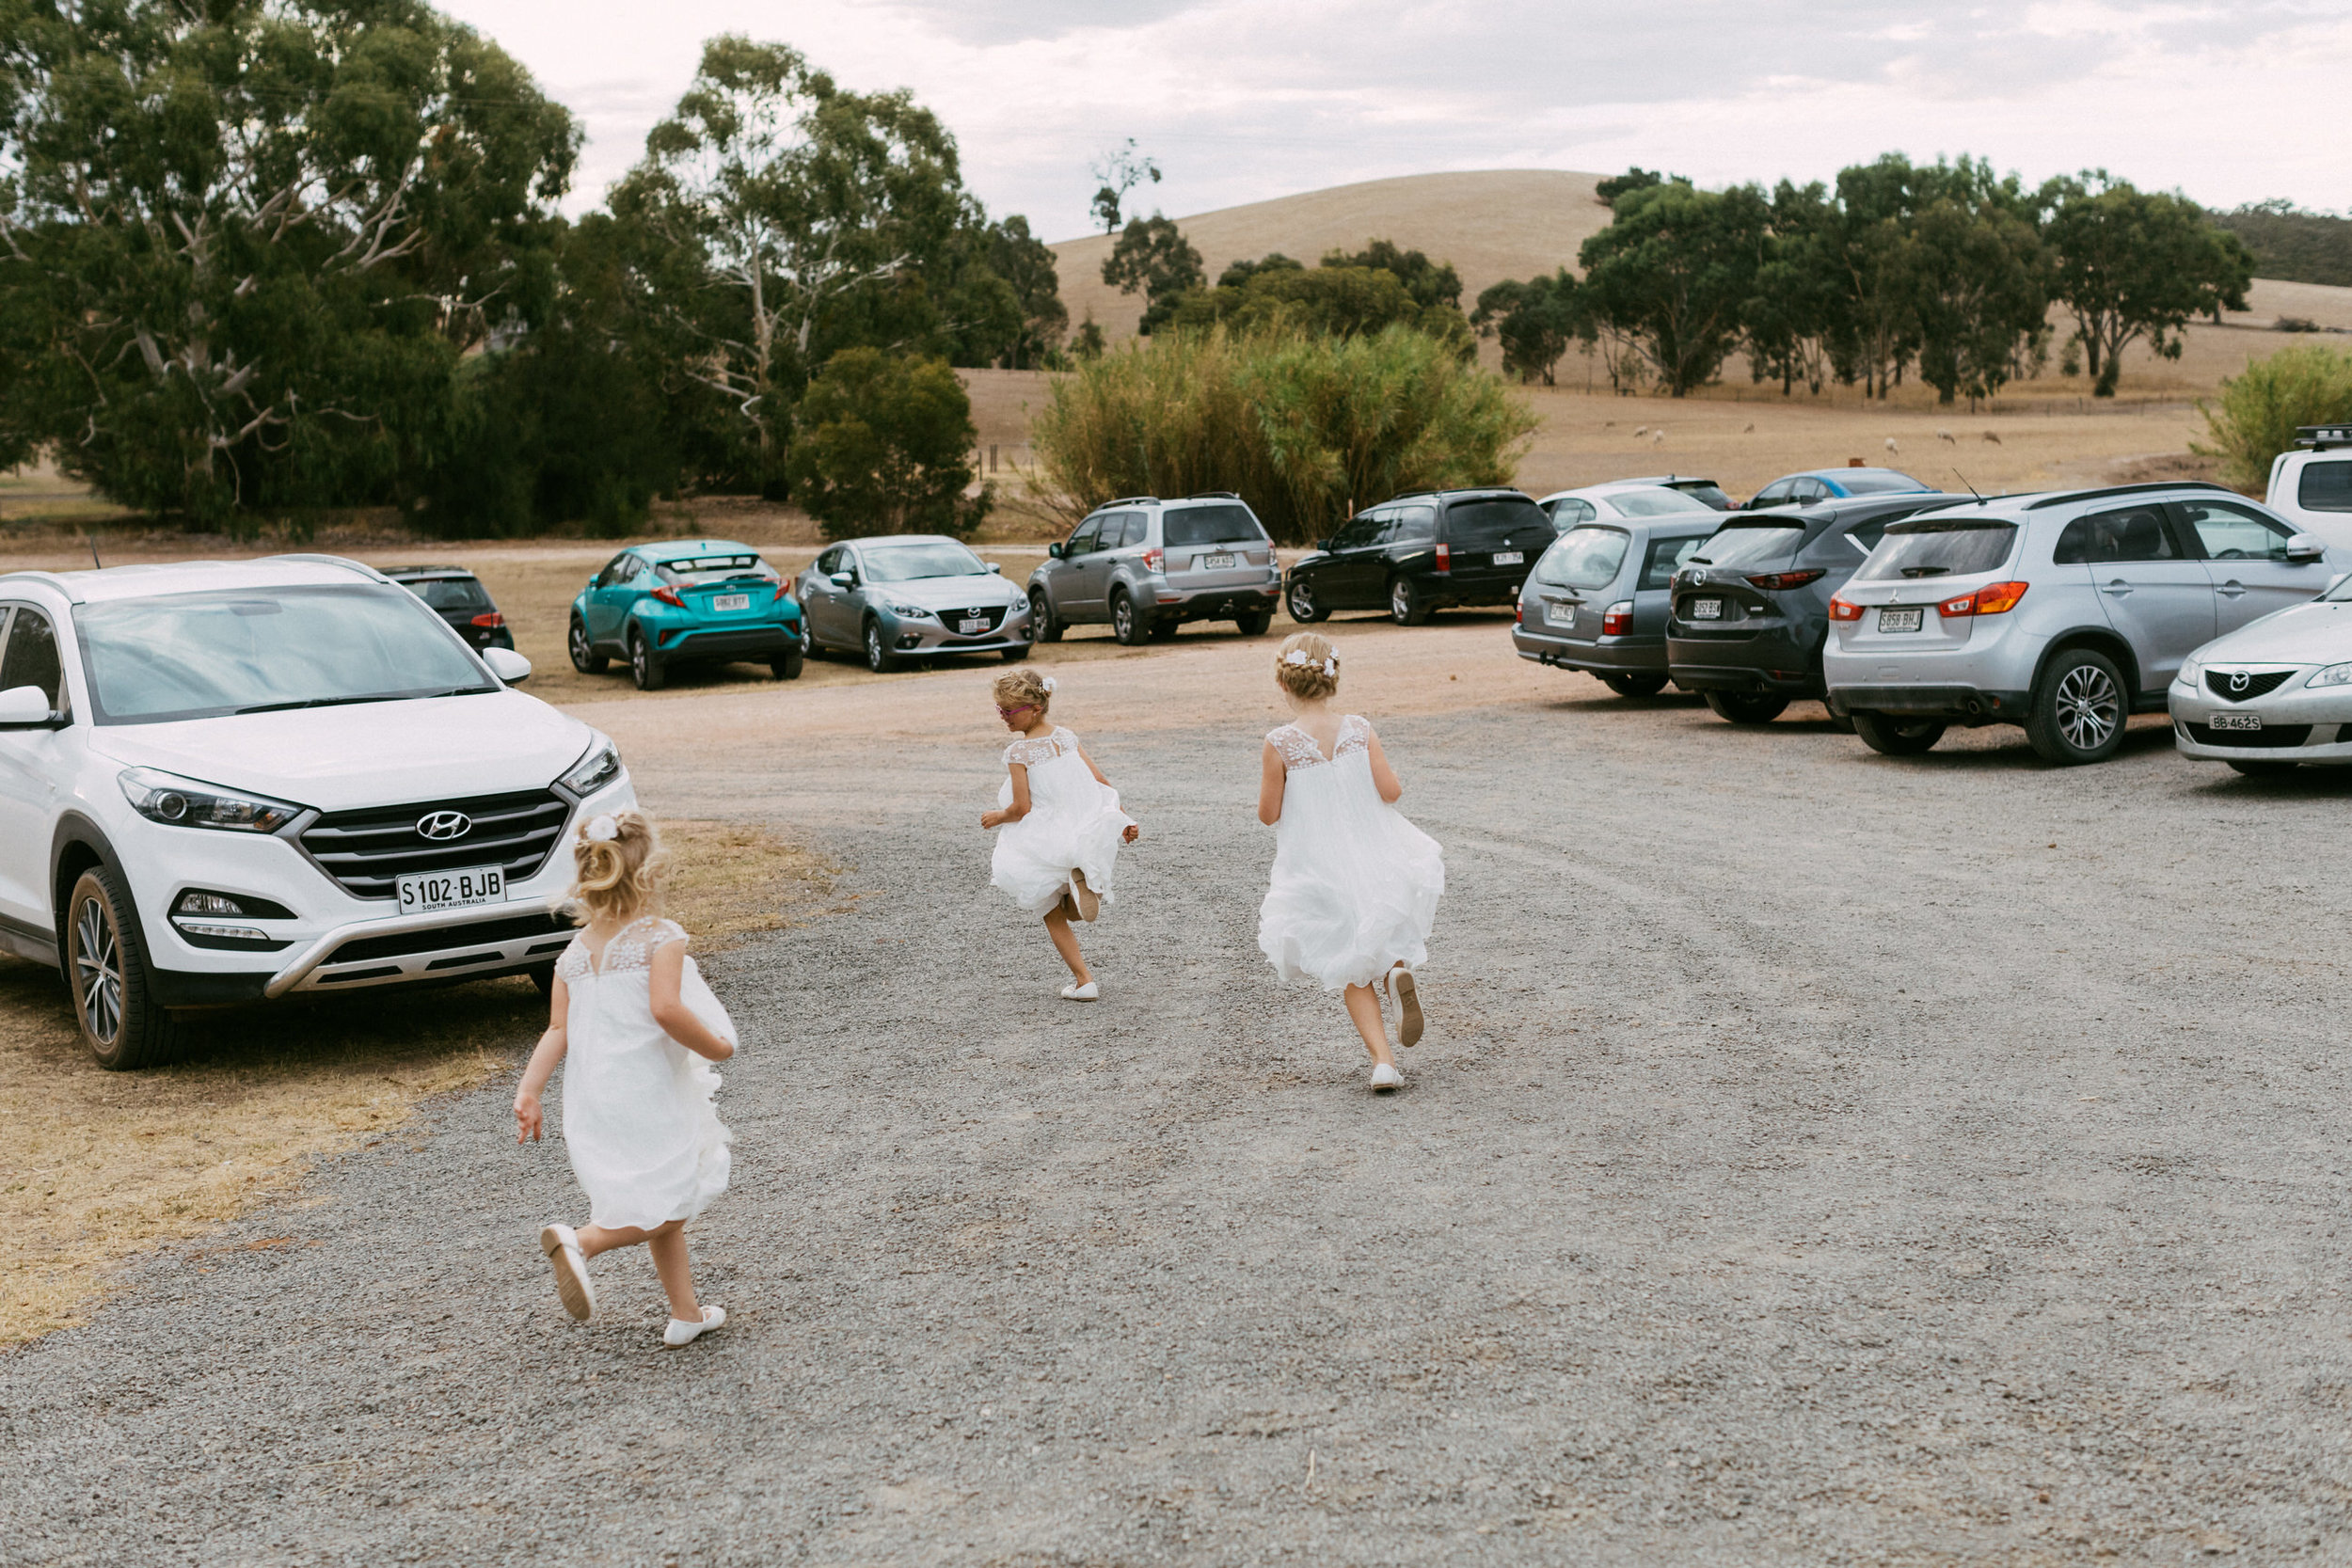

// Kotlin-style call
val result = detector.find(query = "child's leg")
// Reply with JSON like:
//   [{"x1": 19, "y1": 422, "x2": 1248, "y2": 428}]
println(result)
[
  {"x1": 576, "y1": 1223, "x2": 653, "y2": 1259},
  {"x1": 1042, "y1": 906, "x2": 1092, "y2": 985},
  {"x1": 645, "y1": 1221, "x2": 702, "y2": 1322},
  {"x1": 1343, "y1": 983, "x2": 1394, "y2": 1067}
]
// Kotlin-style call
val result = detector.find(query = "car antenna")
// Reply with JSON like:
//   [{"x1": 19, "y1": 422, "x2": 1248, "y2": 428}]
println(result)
[
  {"x1": 1950, "y1": 468, "x2": 1983, "y2": 503},
  {"x1": 81, "y1": 529, "x2": 101, "y2": 569}
]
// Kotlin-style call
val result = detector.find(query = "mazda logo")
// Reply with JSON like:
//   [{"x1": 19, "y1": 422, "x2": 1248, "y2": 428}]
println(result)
[
  {"x1": 416, "y1": 810, "x2": 472, "y2": 841},
  {"x1": 1690, "y1": 571, "x2": 1706, "y2": 586},
  {"x1": 2228, "y1": 670, "x2": 2249, "y2": 693}
]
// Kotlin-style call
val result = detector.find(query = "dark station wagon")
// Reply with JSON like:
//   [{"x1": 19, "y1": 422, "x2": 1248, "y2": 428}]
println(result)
[{"x1": 1284, "y1": 488, "x2": 1557, "y2": 626}]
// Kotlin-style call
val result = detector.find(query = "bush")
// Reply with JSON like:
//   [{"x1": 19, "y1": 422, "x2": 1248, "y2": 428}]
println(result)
[
  {"x1": 1029, "y1": 325, "x2": 1536, "y2": 545},
  {"x1": 2194, "y1": 344, "x2": 2352, "y2": 491},
  {"x1": 786, "y1": 349, "x2": 989, "y2": 539}
]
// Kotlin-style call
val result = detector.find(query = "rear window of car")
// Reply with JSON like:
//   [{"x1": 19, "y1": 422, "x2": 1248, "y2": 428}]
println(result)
[
  {"x1": 1610, "y1": 490, "x2": 1714, "y2": 518},
  {"x1": 403, "y1": 577, "x2": 490, "y2": 612},
  {"x1": 1164, "y1": 504, "x2": 1265, "y2": 547},
  {"x1": 1642, "y1": 534, "x2": 1706, "y2": 590},
  {"x1": 1689, "y1": 523, "x2": 1804, "y2": 569},
  {"x1": 1838, "y1": 471, "x2": 1927, "y2": 496},
  {"x1": 656, "y1": 553, "x2": 772, "y2": 585},
  {"x1": 1443, "y1": 497, "x2": 1550, "y2": 546},
  {"x1": 1670, "y1": 481, "x2": 1732, "y2": 509},
  {"x1": 2298, "y1": 460, "x2": 2352, "y2": 514},
  {"x1": 1532, "y1": 528, "x2": 1629, "y2": 591},
  {"x1": 1857, "y1": 521, "x2": 2018, "y2": 580}
]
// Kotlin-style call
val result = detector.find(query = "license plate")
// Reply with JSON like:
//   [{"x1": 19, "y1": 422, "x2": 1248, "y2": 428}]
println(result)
[
  {"x1": 958, "y1": 617, "x2": 990, "y2": 635},
  {"x1": 1544, "y1": 602, "x2": 1578, "y2": 627},
  {"x1": 1492, "y1": 551, "x2": 1524, "y2": 566},
  {"x1": 1878, "y1": 607, "x2": 1924, "y2": 632},
  {"x1": 396, "y1": 864, "x2": 504, "y2": 914},
  {"x1": 1690, "y1": 598, "x2": 1724, "y2": 620},
  {"x1": 713, "y1": 593, "x2": 750, "y2": 611},
  {"x1": 2208, "y1": 711, "x2": 2264, "y2": 731},
  {"x1": 1201, "y1": 552, "x2": 1236, "y2": 569}
]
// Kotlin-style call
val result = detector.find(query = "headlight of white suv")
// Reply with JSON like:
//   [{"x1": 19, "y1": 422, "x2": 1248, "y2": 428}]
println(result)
[
  {"x1": 559, "y1": 740, "x2": 625, "y2": 797},
  {"x1": 119, "y1": 768, "x2": 304, "y2": 832},
  {"x1": 2307, "y1": 662, "x2": 2352, "y2": 689}
]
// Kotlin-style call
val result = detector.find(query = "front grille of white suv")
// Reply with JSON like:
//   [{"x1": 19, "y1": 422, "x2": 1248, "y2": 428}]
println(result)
[{"x1": 298, "y1": 789, "x2": 571, "y2": 899}]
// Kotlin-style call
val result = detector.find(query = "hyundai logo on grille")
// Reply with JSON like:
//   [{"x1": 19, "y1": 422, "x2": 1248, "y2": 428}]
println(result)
[
  {"x1": 2229, "y1": 670, "x2": 2250, "y2": 693},
  {"x1": 416, "y1": 810, "x2": 472, "y2": 841}
]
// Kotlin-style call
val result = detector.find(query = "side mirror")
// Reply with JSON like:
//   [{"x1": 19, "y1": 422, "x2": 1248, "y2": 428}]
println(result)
[
  {"x1": 483, "y1": 646, "x2": 532, "y2": 684},
  {"x1": 1047, "y1": 543, "x2": 1063, "y2": 559},
  {"x1": 2286, "y1": 533, "x2": 2326, "y2": 563},
  {"x1": 0, "y1": 685, "x2": 59, "y2": 727},
  {"x1": 985, "y1": 561, "x2": 1002, "y2": 575},
  {"x1": 829, "y1": 571, "x2": 854, "y2": 588},
  {"x1": 1314, "y1": 538, "x2": 1331, "y2": 553}
]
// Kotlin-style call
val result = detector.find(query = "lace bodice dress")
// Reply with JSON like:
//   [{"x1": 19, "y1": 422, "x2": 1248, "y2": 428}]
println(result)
[
  {"x1": 1257, "y1": 715, "x2": 1445, "y2": 990},
  {"x1": 990, "y1": 725, "x2": 1136, "y2": 916},
  {"x1": 553, "y1": 915, "x2": 734, "y2": 1230}
]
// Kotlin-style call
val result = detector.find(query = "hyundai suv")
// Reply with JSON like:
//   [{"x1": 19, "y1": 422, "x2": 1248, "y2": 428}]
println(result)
[
  {"x1": 0, "y1": 557, "x2": 634, "y2": 1069},
  {"x1": 1284, "y1": 488, "x2": 1556, "y2": 626},
  {"x1": 1028, "y1": 495, "x2": 1280, "y2": 645},
  {"x1": 1822, "y1": 483, "x2": 2339, "y2": 765}
]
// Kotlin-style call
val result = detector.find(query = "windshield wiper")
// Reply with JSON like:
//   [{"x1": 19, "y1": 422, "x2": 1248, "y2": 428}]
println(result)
[{"x1": 233, "y1": 687, "x2": 489, "y2": 715}]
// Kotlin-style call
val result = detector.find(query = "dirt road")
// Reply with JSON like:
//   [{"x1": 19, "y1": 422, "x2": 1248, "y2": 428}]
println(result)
[{"x1": 1, "y1": 619, "x2": 2345, "y2": 1563}]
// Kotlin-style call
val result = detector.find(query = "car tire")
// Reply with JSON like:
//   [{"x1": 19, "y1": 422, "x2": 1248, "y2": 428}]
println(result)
[
  {"x1": 567, "y1": 616, "x2": 607, "y2": 674},
  {"x1": 1000, "y1": 645, "x2": 1031, "y2": 662},
  {"x1": 1234, "y1": 610, "x2": 1273, "y2": 637},
  {"x1": 1599, "y1": 673, "x2": 1668, "y2": 698},
  {"x1": 2226, "y1": 759, "x2": 2299, "y2": 778},
  {"x1": 1390, "y1": 576, "x2": 1433, "y2": 626},
  {"x1": 1148, "y1": 617, "x2": 1179, "y2": 641},
  {"x1": 2026, "y1": 648, "x2": 2126, "y2": 765},
  {"x1": 628, "y1": 627, "x2": 665, "y2": 690},
  {"x1": 1110, "y1": 590, "x2": 1147, "y2": 646},
  {"x1": 1704, "y1": 691, "x2": 1790, "y2": 724},
  {"x1": 1285, "y1": 579, "x2": 1326, "y2": 624},
  {"x1": 1029, "y1": 587, "x2": 1064, "y2": 642},
  {"x1": 529, "y1": 964, "x2": 556, "y2": 999},
  {"x1": 1851, "y1": 711, "x2": 1947, "y2": 755},
  {"x1": 66, "y1": 866, "x2": 177, "y2": 1070},
  {"x1": 864, "y1": 619, "x2": 898, "y2": 673},
  {"x1": 771, "y1": 645, "x2": 803, "y2": 680}
]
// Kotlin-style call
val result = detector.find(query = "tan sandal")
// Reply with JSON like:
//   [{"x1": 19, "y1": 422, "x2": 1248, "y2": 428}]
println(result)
[
  {"x1": 1391, "y1": 968, "x2": 1423, "y2": 1048},
  {"x1": 1069, "y1": 869, "x2": 1101, "y2": 923}
]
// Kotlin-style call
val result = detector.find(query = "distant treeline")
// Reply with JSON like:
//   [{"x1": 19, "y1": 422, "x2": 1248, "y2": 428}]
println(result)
[{"x1": 2208, "y1": 202, "x2": 2352, "y2": 290}]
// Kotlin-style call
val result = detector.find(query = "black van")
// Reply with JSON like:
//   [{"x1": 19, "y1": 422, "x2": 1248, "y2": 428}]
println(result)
[{"x1": 1283, "y1": 488, "x2": 1557, "y2": 626}]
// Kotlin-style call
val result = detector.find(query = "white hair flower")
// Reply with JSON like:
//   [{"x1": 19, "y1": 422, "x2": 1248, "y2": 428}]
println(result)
[
  {"x1": 1040, "y1": 675, "x2": 1057, "y2": 692},
  {"x1": 1281, "y1": 649, "x2": 1338, "y2": 675},
  {"x1": 582, "y1": 814, "x2": 619, "y2": 843}
]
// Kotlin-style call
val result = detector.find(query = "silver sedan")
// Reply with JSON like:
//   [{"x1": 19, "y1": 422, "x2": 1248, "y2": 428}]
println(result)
[
  {"x1": 2171, "y1": 572, "x2": 2352, "y2": 776},
  {"x1": 795, "y1": 535, "x2": 1035, "y2": 673}
]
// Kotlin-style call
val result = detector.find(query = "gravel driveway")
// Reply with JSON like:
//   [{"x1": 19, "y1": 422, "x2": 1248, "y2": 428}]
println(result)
[{"x1": 5, "y1": 652, "x2": 2351, "y2": 1564}]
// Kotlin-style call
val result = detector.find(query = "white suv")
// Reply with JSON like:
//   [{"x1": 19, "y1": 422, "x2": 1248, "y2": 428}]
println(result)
[
  {"x1": 0, "y1": 556, "x2": 634, "y2": 1068},
  {"x1": 2264, "y1": 424, "x2": 2352, "y2": 549}
]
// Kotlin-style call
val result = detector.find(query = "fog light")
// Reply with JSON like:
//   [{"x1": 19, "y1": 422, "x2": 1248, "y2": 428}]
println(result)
[{"x1": 177, "y1": 891, "x2": 244, "y2": 917}]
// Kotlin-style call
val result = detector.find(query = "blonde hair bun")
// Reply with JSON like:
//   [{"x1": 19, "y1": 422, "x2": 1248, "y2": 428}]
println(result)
[
  {"x1": 1275, "y1": 631, "x2": 1340, "y2": 700},
  {"x1": 993, "y1": 667, "x2": 1053, "y2": 717},
  {"x1": 564, "y1": 807, "x2": 666, "y2": 924}
]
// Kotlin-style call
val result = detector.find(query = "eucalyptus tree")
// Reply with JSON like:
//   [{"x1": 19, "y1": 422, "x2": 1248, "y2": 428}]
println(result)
[
  {"x1": 2044, "y1": 172, "x2": 2253, "y2": 395},
  {"x1": 1576, "y1": 179, "x2": 1769, "y2": 396}
]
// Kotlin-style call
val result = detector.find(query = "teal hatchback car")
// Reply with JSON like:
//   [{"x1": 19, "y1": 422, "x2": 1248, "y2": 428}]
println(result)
[{"x1": 567, "y1": 539, "x2": 805, "y2": 690}]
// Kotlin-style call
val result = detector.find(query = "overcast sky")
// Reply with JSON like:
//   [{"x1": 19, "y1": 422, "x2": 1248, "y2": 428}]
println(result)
[{"x1": 441, "y1": 0, "x2": 2352, "y2": 238}]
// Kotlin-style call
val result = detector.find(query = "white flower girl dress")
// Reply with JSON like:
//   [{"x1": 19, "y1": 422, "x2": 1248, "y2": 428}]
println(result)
[
  {"x1": 553, "y1": 915, "x2": 734, "y2": 1230},
  {"x1": 1258, "y1": 715, "x2": 1444, "y2": 990},
  {"x1": 990, "y1": 725, "x2": 1136, "y2": 914}
]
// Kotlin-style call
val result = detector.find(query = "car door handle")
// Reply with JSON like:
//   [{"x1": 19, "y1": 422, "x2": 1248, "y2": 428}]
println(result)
[
  {"x1": 2216, "y1": 582, "x2": 2247, "y2": 597},
  {"x1": 2101, "y1": 580, "x2": 2132, "y2": 596}
]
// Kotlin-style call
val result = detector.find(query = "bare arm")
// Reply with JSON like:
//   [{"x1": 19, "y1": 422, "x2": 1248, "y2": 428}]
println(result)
[
  {"x1": 980, "y1": 762, "x2": 1031, "y2": 829},
  {"x1": 1366, "y1": 727, "x2": 1404, "y2": 803},
  {"x1": 1258, "y1": 740, "x2": 1287, "y2": 825},
  {"x1": 514, "y1": 973, "x2": 570, "y2": 1142},
  {"x1": 649, "y1": 940, "x2": 735, "y2": 1061},
  {"x1": 1078, "y1": 742, "x2": 1143, "y2": 841}
]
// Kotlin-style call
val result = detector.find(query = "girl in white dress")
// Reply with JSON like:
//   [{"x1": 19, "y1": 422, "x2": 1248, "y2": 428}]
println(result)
[
  {"x1": 982, "y1": 669, "x2": 1140, "y2": 1000},
  {"x1": 1257, "y1": 631, "x2": 1445, "y2": 1093},
  {"x1": 515, "y1": 810, "x2": 737, "y2": 1346}
]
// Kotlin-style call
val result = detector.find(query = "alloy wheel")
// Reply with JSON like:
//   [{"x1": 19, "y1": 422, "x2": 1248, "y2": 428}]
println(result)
[
  {"x1": 2054, "y1": 664, "x2": 2121, "y2": 752},
  {"x1": 74, "y1": 895, "x2": 123, "y2": 1047},
  {"x1": 1287, "y1": 582, "x2": 1319, "y2": 623},
  {"x1": 1111, "y1": 594, "x2": 1136, "y2": 642}
]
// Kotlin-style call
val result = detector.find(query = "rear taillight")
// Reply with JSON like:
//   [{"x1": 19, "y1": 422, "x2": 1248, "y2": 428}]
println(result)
[
  {"x1": 1141, "y1": 546, "x2": 1164, "y2": 573},
  {"x1": 1940, "y1": 580, "x2": 2029, "y2": 618},
  {"x1": 771, "y1": 581, "x2": 792, "y2": 601},
  {"x1": 1828, "y1": 596, "x2": 1864, "y2": 622},
  {"x1": 1515, "y1": 598, "x2": 1526, "y2": 626},
  {"x1": 650, "y1": 586, "x2": 684, "y2": 608},
  {"x1": 1435, "y1": 543, "x2": 1451, "y2": 571},
  {"x1": 469, "y1": 610, "x2": 504, "y2": 628},
  {"x1": 1745, "y1": 568, "x2": 1825, "y2": 591},
  {"x1": 1601, "y1": 600, "x2": 1634, "y2": 636}
]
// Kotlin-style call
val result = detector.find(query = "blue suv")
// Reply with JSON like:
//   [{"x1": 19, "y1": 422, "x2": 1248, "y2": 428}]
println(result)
[{"x1": 568, "y1": 539, "x2": 805, "y2": 690}]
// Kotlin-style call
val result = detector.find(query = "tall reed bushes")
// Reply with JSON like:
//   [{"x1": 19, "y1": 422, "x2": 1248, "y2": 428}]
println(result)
[
  {"x1": 2196, "y1": 343, "x2": 2352, "y2": 490},
  {"x1": 1028, "y1": 326, "x2": 1536, "y2": 543}
]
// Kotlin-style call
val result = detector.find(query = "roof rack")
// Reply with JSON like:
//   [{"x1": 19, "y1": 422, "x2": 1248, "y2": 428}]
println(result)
[
  {"x1": 379, "y1": 563, "x2": 469, "y2": 575},
  {"x1": 2296, "y1": 425, "x2": 2352, "y2": 451},
  {"x1": 1100, "y1": 496, "x2": 1160, "y2": 508},
  {"x1": 1184, "y1": 491, "x2": 1241, "y2": 500},
  {"x1": 2022, "y1": 481, "x2": 2233, "y2": 511}
]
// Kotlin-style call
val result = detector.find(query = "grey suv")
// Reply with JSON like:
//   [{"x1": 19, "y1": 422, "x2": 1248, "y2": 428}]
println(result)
[
  {"x1": 1823, "y1": 482, "x2": 2340, "y2": 764},
  {"x1": 1028, "y1": 495, "x2": 1281, "y2": 644}
]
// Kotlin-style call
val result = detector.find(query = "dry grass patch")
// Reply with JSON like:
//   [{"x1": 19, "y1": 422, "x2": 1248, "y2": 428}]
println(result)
[{"x1": 0, "y1": 819, "x2": 834, "y2": 1349}]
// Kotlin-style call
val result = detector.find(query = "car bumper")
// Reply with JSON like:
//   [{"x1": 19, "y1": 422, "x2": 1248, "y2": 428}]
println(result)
[
  {"x1": 1824, "y1": 683, "x2": 2031, "y2": 719},
  {"x1": 1511, "y1": 627, "x2": 1663, "y2": 673},
  {"x1": 2169, "y1": 680, "x2": 2352, "y2": 760},
  {"x1": 887, "y1": 605, "x2": 1034, "y2": 654},
  {"x1": 653, "y1": 623, "x2": 798, "y2": 661},
  {"x1": 1146, "y1": 579, "x2": 1282, "y2": 619}
]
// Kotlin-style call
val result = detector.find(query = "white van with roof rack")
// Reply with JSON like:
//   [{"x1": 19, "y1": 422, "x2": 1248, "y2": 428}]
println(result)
[
  {"x1": 0, "y1": 555, "x2": 633, "y2": 1069},
  {"x1": 2265, "y1": 425, "x2": 2352, "y2": 548}
]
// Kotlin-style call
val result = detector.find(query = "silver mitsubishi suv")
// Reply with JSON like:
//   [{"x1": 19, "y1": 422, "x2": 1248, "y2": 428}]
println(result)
[
  {"x1": 1028, "y1": 494, "x2": 1282, "y2": 644},
  {"x1": 1823, "y1": 482, "x2": 2340, "y2": 765}
]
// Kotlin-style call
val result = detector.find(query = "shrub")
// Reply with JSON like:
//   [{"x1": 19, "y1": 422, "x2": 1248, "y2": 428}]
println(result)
[
  {"x1": 786, "y1": 349, "x2": 989, "y2": 539},
  {"x1": 2193, "y1": 343, "x2": 2352, "y2": 491},
  {"x1": 1029, "y1": 325, "x2": 1536, "y2": 545}
]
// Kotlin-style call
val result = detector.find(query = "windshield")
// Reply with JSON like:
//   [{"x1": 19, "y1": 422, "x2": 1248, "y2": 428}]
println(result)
[
  {"x1": 1165, "y1": 504, "x2": 1265, "y2": 546},
  {"x1": 1608, "y1": 489, "x2": 1713, "y2": 518},
  {"x1": 861, "y1": 542, "x2": 989, "y2": 582},
  {"x1": 405, "y1": 577, "x2": 490, "y2": 612},
  {"x1": 1533, "y1": 528, "x2": 1629, "y2": 590},
  {"x1": 75, "y1": 584, "x2": 494, "y2": 724},
  {"x1": 1689, "y1": 524, "x2": 1804, "y2": 569},
  {"x1": 1839, "y1": 470, "x2": 1927, "y2": 496},
  {"x1": 1857, "y1": 521, "x2": 2017, "y2": 580},
  {"x1": 1445, "y1": 497, "x2": 1550, "y2": 547}
]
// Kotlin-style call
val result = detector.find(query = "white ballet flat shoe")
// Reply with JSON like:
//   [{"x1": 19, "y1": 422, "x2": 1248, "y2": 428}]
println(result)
[
  {"x1": 1068, "y1": 869, "x2": 1101, "y2": 923},
  {"x1": 539, "y1": 1223, "x2": 596, "y2": 1321},
  {"x1": 1060, "y1": 980, "x2": 1100, "y2": 1002},
  {"x1": 662, "y1": 1305, "x2": 726, "y2": 1348},
  {"x1": 1370, "y1": 1062, "x2": 1403, "y2": 1093},
  {"x1": 1391, "y1": 968, "x2": 1423, "y2": 1048}
]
